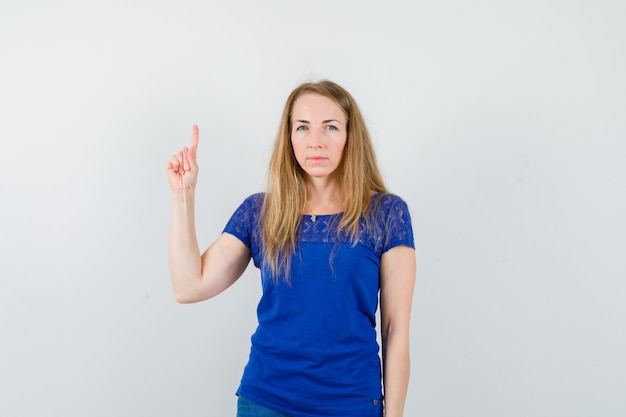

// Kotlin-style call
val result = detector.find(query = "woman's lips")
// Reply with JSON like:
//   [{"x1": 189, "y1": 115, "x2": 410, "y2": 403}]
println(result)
[{"x1": 308, "y1": 156, "x2": 327, "y2": 164}]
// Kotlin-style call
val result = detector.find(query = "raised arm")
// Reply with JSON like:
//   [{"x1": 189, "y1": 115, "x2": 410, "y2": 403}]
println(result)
[
  {"x1": 380, "y1": 245, "x2": 416, "y2": 417},
  {"x1": 167, "y1": 125, "x2": 251, "y2": 303}
]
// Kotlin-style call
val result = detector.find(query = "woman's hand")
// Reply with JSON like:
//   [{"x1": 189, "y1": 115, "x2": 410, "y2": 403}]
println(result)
[
  {"x1": 167, "y1": 125, "x2": 199, "y2": 193},
  {"x1": 166, "y1": 125, "x2": 251, "y2": 303}
]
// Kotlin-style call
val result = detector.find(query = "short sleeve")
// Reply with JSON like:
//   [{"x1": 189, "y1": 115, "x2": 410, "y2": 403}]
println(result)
[
  {"x1": 222, "y1": 193, "x2": 263, "y2": 250},
  {"x1": 381, "y1": 195, "x2": 415, "y2": 253}
]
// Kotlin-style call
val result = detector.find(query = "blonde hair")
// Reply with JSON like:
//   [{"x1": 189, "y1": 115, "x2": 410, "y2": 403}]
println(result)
[{"x1": 261, "y1": 80, "x2": 388, "y2": 280}]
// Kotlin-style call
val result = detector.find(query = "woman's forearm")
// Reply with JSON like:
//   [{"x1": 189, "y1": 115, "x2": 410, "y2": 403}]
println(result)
[
  {"x1": 383, "y1": 327, "x2": 411, "y2": 417},
  {"x1": 168, "y1": 190, "x2": 202, "y2": 301}
]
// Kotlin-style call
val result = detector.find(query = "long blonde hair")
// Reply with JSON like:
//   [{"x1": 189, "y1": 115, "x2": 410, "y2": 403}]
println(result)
[{"x1": 261, "y1": 80, "x2": 387, "y2": 279}]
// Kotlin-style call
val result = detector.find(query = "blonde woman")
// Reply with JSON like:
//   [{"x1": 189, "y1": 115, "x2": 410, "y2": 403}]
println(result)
[{"x1": 167, "y1": 80, "x2": 416, "y2": 417}]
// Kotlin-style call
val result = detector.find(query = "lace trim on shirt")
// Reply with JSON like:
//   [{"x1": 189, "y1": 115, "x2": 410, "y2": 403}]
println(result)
[{"x1": 224, "y1": 193, "x2": 414, "y2": 258}]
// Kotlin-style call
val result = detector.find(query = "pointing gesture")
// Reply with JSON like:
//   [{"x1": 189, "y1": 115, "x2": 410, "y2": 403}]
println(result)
[{"x1": 167, "y1": 125, "x2": 200, "y2": 193}]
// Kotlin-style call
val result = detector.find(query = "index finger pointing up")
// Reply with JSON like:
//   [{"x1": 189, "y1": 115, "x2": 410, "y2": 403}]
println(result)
[{"x1": 191, "y1": 124, "x2": 199, "y2": 149}]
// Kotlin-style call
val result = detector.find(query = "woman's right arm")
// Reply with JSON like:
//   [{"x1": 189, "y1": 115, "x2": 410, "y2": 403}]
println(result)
[{"x1": 167, "y1": 125, "x2": 251, "y2": 304}]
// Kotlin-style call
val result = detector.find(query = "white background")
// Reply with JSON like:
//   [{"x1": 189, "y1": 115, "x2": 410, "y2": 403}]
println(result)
[{"x1": 1, "y1": 0, "x2": 625, "y2": 416}]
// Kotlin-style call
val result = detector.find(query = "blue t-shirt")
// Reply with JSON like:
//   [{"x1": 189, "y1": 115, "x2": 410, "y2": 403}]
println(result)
[{"x1": 223, "y1": 192, "x2": 414, "y2": 417}]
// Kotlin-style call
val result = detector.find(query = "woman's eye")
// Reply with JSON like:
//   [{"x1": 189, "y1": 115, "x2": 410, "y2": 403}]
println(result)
[
  {"x1": 326, "y1": 125, "x2": 338, "y2": 131},
  {"x1": 295, "y1": 125, "x2": 307, "y2": 131}
]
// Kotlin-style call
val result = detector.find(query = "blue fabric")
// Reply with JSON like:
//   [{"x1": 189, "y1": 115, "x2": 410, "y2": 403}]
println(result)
[
  {"x1": 223, "y1": 193, "x2": 413, "y2": 417},
  {"x1": 237, "y1": 395, "x2": 292, "y2": 417}
]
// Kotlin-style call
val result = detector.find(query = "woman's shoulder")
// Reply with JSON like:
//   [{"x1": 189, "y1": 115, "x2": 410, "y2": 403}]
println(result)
[
  {"x1": 241, "y1": 192, "x2": 265, "y2": 206},
  {"x1": 228, "y1": 193, "x2": 264, "y2": 218},
  {"x1": 367, "y1": 192, "x2": 414, "y2": 251},
  {"x1": 233, "y1": 192, "x2": 265, "y2": 211},
  {"x1": 370, "y1": 192, "x2": 410, "y2": 212}
]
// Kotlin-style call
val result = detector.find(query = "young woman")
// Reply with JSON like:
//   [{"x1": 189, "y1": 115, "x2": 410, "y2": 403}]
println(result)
[{"x1": 167, "y1": 80, "x2": 416, "y2": 417}]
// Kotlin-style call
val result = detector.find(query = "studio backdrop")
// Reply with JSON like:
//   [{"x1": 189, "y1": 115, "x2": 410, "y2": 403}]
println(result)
[{"x1": 1, "y1": 1, "x2": 624, "y2": 416}]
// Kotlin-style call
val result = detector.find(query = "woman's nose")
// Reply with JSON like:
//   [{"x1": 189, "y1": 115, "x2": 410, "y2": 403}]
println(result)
[{"x1": 308, "y1": 129, "x2": 323, "y2": 148}]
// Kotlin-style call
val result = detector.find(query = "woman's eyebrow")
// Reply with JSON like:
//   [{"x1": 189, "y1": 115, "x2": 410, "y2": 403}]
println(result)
[{"x1": 293, "y1": 119, "x2": 343, "y2": 124}]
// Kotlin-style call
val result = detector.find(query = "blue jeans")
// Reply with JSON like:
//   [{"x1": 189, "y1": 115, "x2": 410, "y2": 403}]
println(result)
[{"x1": 236, "y1": 396, "x2": 292, "y2": 417}]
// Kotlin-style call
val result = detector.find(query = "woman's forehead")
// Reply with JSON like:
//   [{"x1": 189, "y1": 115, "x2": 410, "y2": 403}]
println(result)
[{"x1": 292, "y1": 94, "x2": 346, "y2": 121}]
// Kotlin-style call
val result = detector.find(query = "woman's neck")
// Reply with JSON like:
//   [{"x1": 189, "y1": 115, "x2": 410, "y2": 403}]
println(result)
[{"x1": 304, "y1": 178, "x2": 343, "y2": 215}]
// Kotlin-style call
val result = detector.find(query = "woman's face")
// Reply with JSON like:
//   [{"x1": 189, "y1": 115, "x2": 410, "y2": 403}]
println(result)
[{"x1": 290, "y1": 93, "x2": 348, "y2": 182}]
